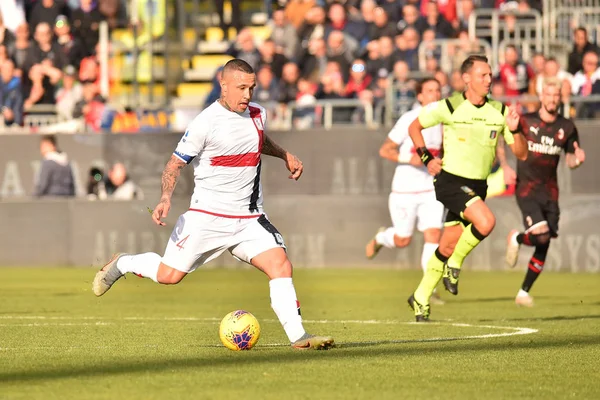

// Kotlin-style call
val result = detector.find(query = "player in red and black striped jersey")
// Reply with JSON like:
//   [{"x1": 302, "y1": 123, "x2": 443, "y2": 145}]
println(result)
[{"x1": 504, "y1": 80, "x2": 586, "y2": 307}]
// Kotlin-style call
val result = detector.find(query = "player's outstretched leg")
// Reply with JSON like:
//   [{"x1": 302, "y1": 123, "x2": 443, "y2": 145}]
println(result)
[
  {"x1": 444, "y1": 202, "x2": 495, "y2": 295},
  {"x1": 365, "y1": 227, "x2": 388, "y2": 259},
  {"x1": 251, "y1": 248, "x2": 334, "y2": 350},
  {"x1": 92, "y1": 252, "x2": 167, "y2": 296},
  {"x1": 92, "y1": 253, "x2": 129, "y2": 296}
]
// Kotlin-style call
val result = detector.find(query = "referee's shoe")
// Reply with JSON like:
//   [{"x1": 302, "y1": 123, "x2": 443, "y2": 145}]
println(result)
[{"x1": 442, "y1": 264, "x2": 460, "y2": 295}]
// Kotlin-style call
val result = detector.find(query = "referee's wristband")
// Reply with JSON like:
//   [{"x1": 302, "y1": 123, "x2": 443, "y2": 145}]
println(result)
[
  {"x1": 509, "y1": 126, "x2": 523, "y2": 135},
  {"x1": 416, "y1": 147, "x2": 434, "y2": 166}
]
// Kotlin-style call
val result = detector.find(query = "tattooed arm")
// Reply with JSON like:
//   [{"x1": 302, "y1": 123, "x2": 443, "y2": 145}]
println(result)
[
  {"x1": 261, "y1": 134, "x2": 304, "y2": 180},
  {"x1": 152, "y1": 155, "x2": 187, "y2": 226},
  {"x1": 261, "y1": 134, "x2": 288, "y2": 160}
]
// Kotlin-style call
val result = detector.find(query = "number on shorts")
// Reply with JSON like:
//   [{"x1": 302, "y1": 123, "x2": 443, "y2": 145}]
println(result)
[
  {"x1": 258, "y1": 215, "x2": 284, "y2": 245},
  {"x1": 176, "y1": 234, "x2": 190, "y2": 250}
]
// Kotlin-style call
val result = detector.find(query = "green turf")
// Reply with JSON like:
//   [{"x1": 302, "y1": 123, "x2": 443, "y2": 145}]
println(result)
[{"x1": 1, "y1": 267, "x2": 599, "y2": 399}]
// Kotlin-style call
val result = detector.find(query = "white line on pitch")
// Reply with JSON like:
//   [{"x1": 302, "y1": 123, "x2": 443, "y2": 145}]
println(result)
[{"x1": 0, "y1": 316, "x2": 538, "y2": 351}]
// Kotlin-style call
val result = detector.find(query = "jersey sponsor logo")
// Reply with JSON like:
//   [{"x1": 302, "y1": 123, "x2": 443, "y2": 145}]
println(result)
[
  {"x1": 529, "y1": 126, "x2": 540, "y2": 135},
  {"x1": 527, "y1": 140, "x2": 562, "y2": 155},
  {"x1": 490, "y1": 130, "x2": 497, "y2": 139}
]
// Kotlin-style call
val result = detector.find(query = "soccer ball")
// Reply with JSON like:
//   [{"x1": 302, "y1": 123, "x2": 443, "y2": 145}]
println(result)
[{"x1": 219, "y1": 310, "x2": 261, "y2": 351}]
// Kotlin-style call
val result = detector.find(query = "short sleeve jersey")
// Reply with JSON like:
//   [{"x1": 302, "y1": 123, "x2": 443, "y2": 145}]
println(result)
[
  {"x1": 418, "y1": 92, "x2": 513, "y2": 180},
  {"x1": 388, "y1": 106, "x2": 443, "y2": 193},
  {"x1": 173, "y1": 101, "x2": 267, "y2": 217},
  {"x1": 516, "y1": 112, "x2": 579, "y2": 201}
]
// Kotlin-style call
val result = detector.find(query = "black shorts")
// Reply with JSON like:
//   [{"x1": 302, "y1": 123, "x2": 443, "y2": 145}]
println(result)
[
  {"x1": 434, "y1": 170, "x2": 488, "y2": 227},
  {"x1": 516, "y1": 196, "x2": 560, "y2": 237}
]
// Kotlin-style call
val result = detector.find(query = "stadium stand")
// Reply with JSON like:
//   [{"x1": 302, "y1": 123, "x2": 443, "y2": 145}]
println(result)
[{"x1": 0, "y1": 0, "x2": 599, "y2": 134}]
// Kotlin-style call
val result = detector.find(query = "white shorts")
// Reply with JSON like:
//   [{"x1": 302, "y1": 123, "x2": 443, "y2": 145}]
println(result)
[
  {"x1": 161, "y1": 210, "x2": 286, "y2": 273},
  {"x1": 389, "y1": 191, "x2": 444, "y2": 237}
]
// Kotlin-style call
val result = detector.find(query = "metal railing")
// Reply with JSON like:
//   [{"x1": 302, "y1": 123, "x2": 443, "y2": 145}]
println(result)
[
  {"x1": 545, "y1": 0, "x2": 600, "y2": 49},
  {"x1": 468, "y1": 9, "x2": 542, "y2": 68},
  {"x1": 278, "y1": 99, "x2": 376, "y2": 131},
  {"x1": 418, "y1": 38, "x2": 493, "y2": 75}
]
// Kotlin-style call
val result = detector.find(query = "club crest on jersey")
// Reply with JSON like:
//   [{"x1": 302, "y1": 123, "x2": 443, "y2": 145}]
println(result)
[
  {"x1": 253, "y1": 117, "x2": 264, "y2": 131},
  {"x1": 557, "y1": 128, "x2": 564, "y2": 140},
  {"x1": 490, "y1": 130, "x2": 497, "y2": 139}
]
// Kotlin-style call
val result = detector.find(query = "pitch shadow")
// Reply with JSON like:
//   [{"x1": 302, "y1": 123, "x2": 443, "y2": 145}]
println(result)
[{"x1": 2, "y1": 335, "x2": 599, "y2": 384}]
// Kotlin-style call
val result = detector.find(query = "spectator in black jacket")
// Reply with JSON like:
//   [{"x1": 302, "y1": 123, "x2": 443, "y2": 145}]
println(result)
[
  {"x1": 34, "y1": 135, "x2": 75, "y2": 197},
  {"x1": 54, "y1": 14, "x2": 86, "y2": 69},
  {"x1": 568, "y1": 27, "x2": 600, "y2": 75},
  {"x1": 29, "y1": 0, "x2": 69, "y2": 34},
  {"x1": 71, "y1": 0, "x2": 105, "y2": 56}
]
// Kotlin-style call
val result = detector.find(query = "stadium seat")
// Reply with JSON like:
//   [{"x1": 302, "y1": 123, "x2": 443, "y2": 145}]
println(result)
[
  {"x1": 115, "y1": 53, "x2": 169, "y2": 83},
  {"x1": 205, "y1": 26, "x2": 237, "y2": 42},
  {"x1": 186, "y1": 54, "x2": 232, "y2": 81},
  {"x1": 191, "y1": 54, "x2": 233, "y2": 70},
  {"x1": 177, "y1": 82, "x2": 213, "y2": 98},
  {"x1": 111, "y1": 83, "x2": 166, "y2": 97},
  {"x1": 246, "y1": 25, "x2": 272, "y2": 42}
]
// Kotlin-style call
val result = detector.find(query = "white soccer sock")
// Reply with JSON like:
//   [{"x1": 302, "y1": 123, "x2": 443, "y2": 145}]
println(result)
[
  {"x1": 269, "y1": 277, "x2": 306, "y2": 343},
  {"x1": 517, "y1": 289, "x2": 530, "y2": 297},
  {"x1": 116, "y1": 252, "x2": 161, "y2": 283},
  {"x1": 375, "y1": 227, "x2": 396, "y2": 249},
  {"x1": 421, "y1": 242, "x2": 439, "y2": 273}
]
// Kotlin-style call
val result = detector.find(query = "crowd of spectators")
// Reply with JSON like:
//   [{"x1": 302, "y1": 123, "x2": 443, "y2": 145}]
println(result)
[
  {"x1": 208, "y1": 0, "x2": 600, "y2": 125},
  {"x1": 1, "y1": 1, "x2": 599, "y2": 132},
  {"x1": 0, "y1": 0, "x2": 128, "y2": 131}
]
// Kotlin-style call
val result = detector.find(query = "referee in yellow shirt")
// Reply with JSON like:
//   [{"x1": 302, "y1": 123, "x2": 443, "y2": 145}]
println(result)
[{"x1": 407, "y1": 55, "x2": 528, "y2": 321}]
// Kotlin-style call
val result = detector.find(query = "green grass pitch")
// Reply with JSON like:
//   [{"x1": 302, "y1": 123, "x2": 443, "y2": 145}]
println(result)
[{"x1": 1, "y1": 267, "x2": 599, "y2": 399}]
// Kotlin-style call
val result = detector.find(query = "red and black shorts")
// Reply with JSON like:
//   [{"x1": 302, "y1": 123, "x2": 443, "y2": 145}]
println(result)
[{"x1": 516, "y1": 196, "x2": 560, "y2": 238}]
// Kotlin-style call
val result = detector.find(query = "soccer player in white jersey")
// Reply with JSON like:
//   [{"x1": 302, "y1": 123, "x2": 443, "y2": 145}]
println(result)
[
  {"x1": 365, "y1": 78, "x2": 445, "y2": 303},
  {"x1": 92, "y1": 59, "x2": 334, "y2": 350}
]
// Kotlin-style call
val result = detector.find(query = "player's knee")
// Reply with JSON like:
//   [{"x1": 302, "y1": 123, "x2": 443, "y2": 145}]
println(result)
[
  {"x1": 265, "y1": 257, "x2": 293, "y2": 279},
  {"x1": 474, "y1": 213, "x2": 496, "y2": 236},
  {"x1": 535, "y1": 232, "x2": 551, "y2": 245},
  {"x1": 423, "y1": 229, "x2": 441, "y2": 244},
  {"x1": 439, "y1": 242, "x2": 456, "y2": 257},
  {"x1": 156, "y1": 266, "x2": 186, "y2": 285},
  {"x1": 393, "y1": 235, "x2": 411, "y2": 248}
]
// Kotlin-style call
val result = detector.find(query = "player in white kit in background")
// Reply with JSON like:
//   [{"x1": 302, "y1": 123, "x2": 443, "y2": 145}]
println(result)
[
  {"x1": 365, "y1": 78, "x2": 446, "y2": 304},
  {"x1": 92, "y1": 59, "x2": 334, "y2": 350}
]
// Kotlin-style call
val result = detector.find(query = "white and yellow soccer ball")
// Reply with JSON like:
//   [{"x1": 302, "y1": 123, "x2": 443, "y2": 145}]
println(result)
[{"x1": 219, "y1": 310, "x2": 261, "y2": 351}]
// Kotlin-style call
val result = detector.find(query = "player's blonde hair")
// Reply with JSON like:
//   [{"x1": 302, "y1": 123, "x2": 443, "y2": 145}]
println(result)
[{"x1": 543, "y1": 77, "x2": 562, "y2": 91}]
